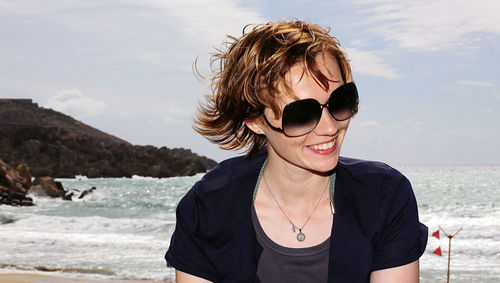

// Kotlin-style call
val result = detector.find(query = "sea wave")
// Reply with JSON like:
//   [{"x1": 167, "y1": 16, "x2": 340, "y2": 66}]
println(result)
[
  {"x1": 1, "y1": 214, "x2": 175, "y2": 233},
  {"x1": 0, "y1": 263, "x2": 115, "y2": 276},
  {"x1": 2, "y1": 167, "x2": 499, "y2": 282}
]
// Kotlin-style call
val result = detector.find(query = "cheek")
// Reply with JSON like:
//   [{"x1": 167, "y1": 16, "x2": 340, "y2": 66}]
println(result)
[
  {"x1": 336, "y1": 122, "x2": 350, "y2": 143},
  {"x1": 340, "y1": 120, "x2": 351, "y2": 132},
  {"x1": 265, "y1": 131, "x2": 307, "y2": 151}
]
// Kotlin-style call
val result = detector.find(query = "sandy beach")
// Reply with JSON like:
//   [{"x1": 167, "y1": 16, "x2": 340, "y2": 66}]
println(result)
[{"x1": 0, "y1": 273, "x2": 171, "y2": 283}]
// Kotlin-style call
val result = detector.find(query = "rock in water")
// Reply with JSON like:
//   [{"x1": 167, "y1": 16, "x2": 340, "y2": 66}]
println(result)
[
  {"x1": 29, "y1": 176, "x2": 66, "y2": 198},
  {"x1": 15, "y1": 163, "x2": 32, "y2": 191},
  {"x1": 78, "y1": 186, "x2": 96, "y2": 199},
  {"x1": 0, "y1": 158, "x2": 34, "y2": 206},
  {"x1": 0, "y1": 215, "x2": 16, "y2": 224}
]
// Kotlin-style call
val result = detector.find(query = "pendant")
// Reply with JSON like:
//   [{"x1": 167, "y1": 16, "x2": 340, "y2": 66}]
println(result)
[{"x1": 297, "y1": 229, "x2": 305, "y2": 242}]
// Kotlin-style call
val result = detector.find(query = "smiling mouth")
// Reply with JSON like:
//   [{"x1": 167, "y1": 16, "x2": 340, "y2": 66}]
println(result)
[{"x1": 307, "y1": 140, "x2": 336, "y2": 150}]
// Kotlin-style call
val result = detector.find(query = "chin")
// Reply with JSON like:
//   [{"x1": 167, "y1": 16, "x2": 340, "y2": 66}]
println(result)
[{"x1": 306, "y1": 154, "x2": 340, "y2": 174}]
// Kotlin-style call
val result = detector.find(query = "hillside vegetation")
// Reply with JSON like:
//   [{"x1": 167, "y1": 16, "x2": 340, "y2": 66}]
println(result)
[{"x1": 0, "y1": 99, "x2": 216, "y2": 177}]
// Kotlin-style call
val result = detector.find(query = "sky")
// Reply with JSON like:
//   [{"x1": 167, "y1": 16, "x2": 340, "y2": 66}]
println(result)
[{"x1": 1, "y1": 0, "x2": 499, "y2": 165}]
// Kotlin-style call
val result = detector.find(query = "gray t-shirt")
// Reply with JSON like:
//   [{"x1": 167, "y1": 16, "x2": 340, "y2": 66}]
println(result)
[{"x1": 251, "y1": 204, "x2": 330, "y2": 282}]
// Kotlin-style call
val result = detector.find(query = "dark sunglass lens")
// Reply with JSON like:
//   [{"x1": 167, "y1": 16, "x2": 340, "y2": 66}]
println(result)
[
  {"x1": 329, "y1": 83, "x2": 358, "y2": 121},
  {"x1": 282, "y1": 99, "x2": 321, "y2": 136}
]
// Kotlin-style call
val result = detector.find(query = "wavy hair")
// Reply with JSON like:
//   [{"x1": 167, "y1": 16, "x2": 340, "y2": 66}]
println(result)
[{"x1": 193, "y1": 20, "x2": 353, "y2": 157}]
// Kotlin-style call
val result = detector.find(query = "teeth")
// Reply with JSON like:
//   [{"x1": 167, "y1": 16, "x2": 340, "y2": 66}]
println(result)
[{"x1": 309, "y1": 140, "x2": 335, "y2": 150}]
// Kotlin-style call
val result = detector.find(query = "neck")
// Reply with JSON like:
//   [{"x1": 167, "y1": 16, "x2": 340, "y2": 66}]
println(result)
[{"x1": 263, "y1": 154, "x2": 330, "y2": 206}]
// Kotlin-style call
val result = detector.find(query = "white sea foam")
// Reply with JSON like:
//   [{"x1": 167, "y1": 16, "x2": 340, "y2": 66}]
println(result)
[
  {"x1": 131, "y1": 175, "x2": 158, "y2": 180},
  {"x1": 74, "y1": 175, "x2": 88, "y2": 181},
  {"x1": 1, "y1": 215, "x2": 174, "y2": 233}
]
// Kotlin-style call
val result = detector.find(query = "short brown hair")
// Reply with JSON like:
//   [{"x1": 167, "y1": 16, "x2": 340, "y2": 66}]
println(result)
[{"x1": 193, "y1": 20, "x2": 353, "y2": 157}]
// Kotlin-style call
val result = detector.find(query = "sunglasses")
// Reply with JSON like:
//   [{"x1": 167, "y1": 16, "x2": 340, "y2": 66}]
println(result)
[{"x1": 262, "y1": 82, "x2": 358, "y2": 137}]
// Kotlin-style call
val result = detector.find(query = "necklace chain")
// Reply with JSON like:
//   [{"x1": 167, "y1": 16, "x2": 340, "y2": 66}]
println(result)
[{"x1": 263, "y1": 174, "x2": 329, "y2": 242}]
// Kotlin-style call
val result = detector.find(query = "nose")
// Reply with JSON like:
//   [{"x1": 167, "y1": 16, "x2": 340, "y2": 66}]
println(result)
[{"x1": 313, "y1": 107, "x2": 340, "y2": 136}]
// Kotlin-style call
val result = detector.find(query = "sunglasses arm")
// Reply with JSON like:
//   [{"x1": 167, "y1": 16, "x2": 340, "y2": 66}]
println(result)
[{"x1": 262, "y1": 114, "x2": 285, "y2": 134}]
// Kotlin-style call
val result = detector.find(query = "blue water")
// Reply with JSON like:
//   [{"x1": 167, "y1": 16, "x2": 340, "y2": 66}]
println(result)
[
  {"x1": 400, "y1": 165, "x2": 500, "y2": 282},
  {"x1": 0, "y1": 166, "x2": 499, "y2": 282}
]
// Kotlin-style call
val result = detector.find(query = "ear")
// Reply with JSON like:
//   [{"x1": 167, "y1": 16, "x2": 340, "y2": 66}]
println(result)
[{"x1": 244, "y1": 117, "x2": 266, "y2": 135}]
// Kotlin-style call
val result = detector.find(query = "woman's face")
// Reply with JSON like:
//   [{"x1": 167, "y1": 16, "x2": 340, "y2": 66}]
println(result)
[{"x1": 256, "y1": 54, "x2": 351, "y2": 174}]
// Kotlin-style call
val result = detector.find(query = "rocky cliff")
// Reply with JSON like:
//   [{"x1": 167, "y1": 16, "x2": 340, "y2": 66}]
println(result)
[{"x1": 0, "y1": 99, "x2": 217, "y2": 177}]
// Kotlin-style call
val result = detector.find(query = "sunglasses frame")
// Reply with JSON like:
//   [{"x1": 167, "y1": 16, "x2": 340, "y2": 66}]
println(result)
[{"x1": 262, "y1": 82, "x2": 358, "y2": 137}]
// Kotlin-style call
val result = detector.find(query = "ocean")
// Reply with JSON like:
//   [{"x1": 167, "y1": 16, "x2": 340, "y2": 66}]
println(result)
[{"x1": 0, "y1": 165, "x2": 499, "y2": 282}]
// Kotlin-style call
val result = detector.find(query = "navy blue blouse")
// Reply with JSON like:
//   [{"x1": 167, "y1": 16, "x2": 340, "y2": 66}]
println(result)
[{"x1": 165, "y1": 151, "x2": 428, "y2": 282}]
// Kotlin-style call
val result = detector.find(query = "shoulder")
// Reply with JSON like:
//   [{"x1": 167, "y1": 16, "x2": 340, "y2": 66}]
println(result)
[
  {"x1": 174, "y1": 152, "x2": 265, "y2": 245},
  {"x1": 335, "y1": 158, "x2": 428, "y2": 270},
  {"x1": 336, "y1": 156, "x2": 409, "y2": 195},
  {"x1": 191, "y1": 151, "x2": 266, "y2": 197},
  {"x1": 198, "y1": 151, "x2": 266, "y2": 191},
  {"x1": 335, "y1": 156, "x2": 415, "y2": 228},
  {"x1": 177, "y1": 151, "x2": 266, "y2": 222},
  {"x1": 338, "y1": 156, "x2": 404, "y2": 181}
]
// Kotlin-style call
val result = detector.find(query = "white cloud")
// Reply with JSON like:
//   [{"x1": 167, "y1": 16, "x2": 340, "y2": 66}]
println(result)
[
  {"x1": 494, "y1": 93, "x2": 500, "y2": 102},
  {"x1": 346, "y1": 120, "x2": 500, "y2": 164},
  {"x1": 358, "y1": 120, "x2": 381, "y2": 129},
  {"x1": 163, "y1": 105, "x2": 191, "y2": 125},
  {"x1": 348, "y1": 39, "x2": 370, "y2": 48},
  {"x1": 44, "y1": 89, "x2": 107, "y2": 118},
  {"x1": 355, "y1": 0, "x2": 500, "y2": 52},
  {"x1": 433, "y1": 127, "x2": 499, "y2": 138},
  {"x1": 151, "y1": 0, "x2": 265, "y2": 42},
  {"x1": 346, "y1": 48, "x2": 400, "y2": 79},
  {"x1": 166, "y1": 105, "x2": 190, "y2": 116},
  {"x1": 0, "y1": 1, "x2": 76, "y2": 15},
  {"x1": 393, "y1": 118, "x2": 426, "y2": 131},
  {"x1": 164, "y1": 117, "x2": 186, "y2": 125},
  {"x1": 0, "y1": 0, "x2": 266, "y2": 70},
  {"x1": 458, "y1": 80, "x2": 495, "y2": 87}
]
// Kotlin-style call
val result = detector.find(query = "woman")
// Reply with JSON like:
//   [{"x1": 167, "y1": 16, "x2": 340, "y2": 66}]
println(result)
[{"x1": 165, "y1": 20, "x2": 428, "y2": 282}]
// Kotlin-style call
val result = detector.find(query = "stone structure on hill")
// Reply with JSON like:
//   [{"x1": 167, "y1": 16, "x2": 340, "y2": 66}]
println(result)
[{"x1": 0, "y1": 99, "x2": 217, "y2": 178}]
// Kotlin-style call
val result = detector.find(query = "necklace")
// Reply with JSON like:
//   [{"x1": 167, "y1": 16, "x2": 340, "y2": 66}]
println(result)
[
  {"x1": 329, "y1": 173, "x2": 336, "y2": 215},
  {"x1": 263, "y1": 174, "x2": 330, "y2": 242}
]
